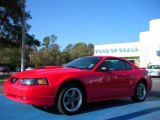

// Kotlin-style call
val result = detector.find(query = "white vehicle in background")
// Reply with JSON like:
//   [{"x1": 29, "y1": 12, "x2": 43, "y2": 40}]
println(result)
[
  {"x1": 147, "y1": 65, "x2": 160, "y2": 77},
  {"x1": 25, "y1": 67, "x2": 35, "y2": 71}
]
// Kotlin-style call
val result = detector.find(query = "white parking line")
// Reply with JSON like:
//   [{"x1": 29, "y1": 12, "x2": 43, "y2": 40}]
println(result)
[{"x1": 88, "y1": 101, "x2": 160, "y2": 120}]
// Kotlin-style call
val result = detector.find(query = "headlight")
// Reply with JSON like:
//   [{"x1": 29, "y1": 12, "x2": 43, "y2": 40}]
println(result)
[{"x1": 20, "y1": 78, "x2": 48, "y2": 85}]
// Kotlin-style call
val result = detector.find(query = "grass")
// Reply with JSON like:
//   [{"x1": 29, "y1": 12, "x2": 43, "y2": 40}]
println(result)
[{"x1": 0, "y1": 79, "x2": 6, "y2": 83}]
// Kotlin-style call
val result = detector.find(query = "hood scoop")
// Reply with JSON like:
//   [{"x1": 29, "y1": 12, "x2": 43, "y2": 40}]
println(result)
[{"x1": 36, "y1": 66, "x2": 63, "y2": 69}]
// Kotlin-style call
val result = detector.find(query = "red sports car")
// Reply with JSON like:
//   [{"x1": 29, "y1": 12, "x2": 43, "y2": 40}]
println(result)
[{"x1": 4, "y1": 56, "x2": 152, "y2": 115}]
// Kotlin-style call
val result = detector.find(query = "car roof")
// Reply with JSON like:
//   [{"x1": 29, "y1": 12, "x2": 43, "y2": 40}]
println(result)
[
  {"x1": 91, "y1": 56, "x2": 140, "y2": 70},
  {"x1": 88, "y1": 56, "x2": 128, "y2": 60}
]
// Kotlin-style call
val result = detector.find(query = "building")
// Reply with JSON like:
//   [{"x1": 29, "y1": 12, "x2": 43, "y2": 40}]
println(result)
[{"x1": 94, "y1": 19, "x2": 160, "y2": 67}]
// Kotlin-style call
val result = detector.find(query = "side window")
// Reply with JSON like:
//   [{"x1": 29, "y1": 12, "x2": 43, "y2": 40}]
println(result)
[
  {"x1": 124, "y1": 61, "x2": 132, "y2": 70},
  {"x1": 98, "y1": 58, "x2": 132, "y2": 71},
  {"x1": 107, "y1": 59, "x2": 123, "y2": 70},
  {"x1": 97, "y1": 59, "x2": 109, "y2": 70}
]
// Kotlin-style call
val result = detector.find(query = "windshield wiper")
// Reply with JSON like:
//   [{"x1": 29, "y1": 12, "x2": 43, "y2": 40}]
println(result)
[
  {"x1": 65, "y1": 66, "x2": 81, "y2": 69},
  {"x1": 65, "y1": 66, "x2": 89, "y2": 70}
]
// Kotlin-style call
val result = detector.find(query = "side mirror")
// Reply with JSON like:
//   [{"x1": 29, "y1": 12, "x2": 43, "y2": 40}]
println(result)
[{"x1": 99, "y1": 67, "x2": 109, "y2": 72}]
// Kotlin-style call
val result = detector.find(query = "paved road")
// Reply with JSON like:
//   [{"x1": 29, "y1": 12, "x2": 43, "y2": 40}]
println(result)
[
  {"x1": 0, "y1": 78, "x2": 160, "y2": 120},
  {"x1": 0, "y1": 72, "x2": 11, "y2": 94},
  {"x1": 0, "y1": 83, "x2": 4, "y2": 94},
  {"x1": 151, "y1": 78, "x2": 160, "y2": 91},
  {"x1": 0, "y1": 94, "x2": 160, "y2": 120}
]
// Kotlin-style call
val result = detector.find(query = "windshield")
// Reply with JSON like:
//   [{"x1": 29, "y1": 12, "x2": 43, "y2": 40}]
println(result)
[
  {"x1": 147, "y1": 65, "x2": 160, "y2": 69},
  {"x1": 64, "y1": 57, "x2": 102, "y2": 70}
]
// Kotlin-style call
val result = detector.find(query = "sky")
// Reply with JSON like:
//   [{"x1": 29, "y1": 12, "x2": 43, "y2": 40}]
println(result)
[{"x1": 26, "y1": 0, "x2": 160, "y2": 49}]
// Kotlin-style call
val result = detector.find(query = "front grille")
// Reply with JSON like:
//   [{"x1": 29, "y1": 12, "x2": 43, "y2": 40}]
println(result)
[{"x1": 10, "y1": 77, "x2": 19, "y2": 83}]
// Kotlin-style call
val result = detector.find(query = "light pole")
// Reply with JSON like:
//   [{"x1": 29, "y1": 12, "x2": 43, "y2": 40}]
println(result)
[
  {"x1": 21, "y1": 0, "x2": 26, "y2": 71},
  {"x1": 56, "y1": 55, "x2": 59, "y2": 66},
  {"x1": 29, "y1": 52, "x2": 32, "y2": 65}
]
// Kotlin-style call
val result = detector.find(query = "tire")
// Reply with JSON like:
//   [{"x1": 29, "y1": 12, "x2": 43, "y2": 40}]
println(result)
[
  {"x1": 56, "y1": 84, "x2": 85, "y2": 115},
  {"x1": 131, "y1": 82, "x2": 147, "y2": 102}
]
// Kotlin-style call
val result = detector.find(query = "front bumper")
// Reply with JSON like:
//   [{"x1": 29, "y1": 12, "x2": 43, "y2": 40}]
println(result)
[
  {"x1": 148, "y1": 70, "x2": 160, "y2": 77},
  {"x1": 149, "y1": 72, "x2": 160, "y2": 77},
  {"x1": 4, "y1": 80, "x2": 57, "y2": 107}
]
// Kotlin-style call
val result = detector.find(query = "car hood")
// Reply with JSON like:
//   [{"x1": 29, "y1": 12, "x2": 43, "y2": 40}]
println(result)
[{"x1": 12, "y1": 67, "x2": 83, "y2": 78}]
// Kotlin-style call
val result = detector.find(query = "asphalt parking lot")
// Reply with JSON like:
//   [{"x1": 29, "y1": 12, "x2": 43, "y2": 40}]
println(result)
[{"x1": 0, "y1": 78, "x2": 160, "y2": 120}]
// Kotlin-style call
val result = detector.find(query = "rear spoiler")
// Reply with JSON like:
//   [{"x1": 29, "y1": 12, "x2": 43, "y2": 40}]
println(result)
[{"x1": 140, "y1": 67, "x2": 146, "y2": 70}]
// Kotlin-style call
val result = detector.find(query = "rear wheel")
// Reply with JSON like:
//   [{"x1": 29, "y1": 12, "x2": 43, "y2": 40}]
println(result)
[
  {"x1": 56, "y1": 84, "x2": 85, "y2": 115},
  {"x1": 131, "y1": 82, "x2": 147, "y2": 102}
]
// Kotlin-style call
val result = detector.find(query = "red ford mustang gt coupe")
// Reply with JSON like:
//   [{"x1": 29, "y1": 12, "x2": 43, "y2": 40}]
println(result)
[{"x1": 4, "y1": 56, "x2": 152, "y2": 115}]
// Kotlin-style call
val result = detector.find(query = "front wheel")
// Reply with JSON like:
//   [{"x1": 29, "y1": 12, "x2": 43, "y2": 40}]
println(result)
[
  {"x1": 131, "y1": 82, "x2": 147, "y2": 102},
  {"x1": 56, "y1": 84, "x2": 85, "y2": 115}
]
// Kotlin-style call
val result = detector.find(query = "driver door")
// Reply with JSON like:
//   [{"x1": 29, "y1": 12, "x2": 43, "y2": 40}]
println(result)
[{"x1": 95, "y1": 58, "x2": 132, "y2": 99}]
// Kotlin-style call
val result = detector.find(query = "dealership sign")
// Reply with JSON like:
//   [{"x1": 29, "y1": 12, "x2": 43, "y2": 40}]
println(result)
[{"x1": 95, "y1": 47, "x2": 139, "y2": 54}]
